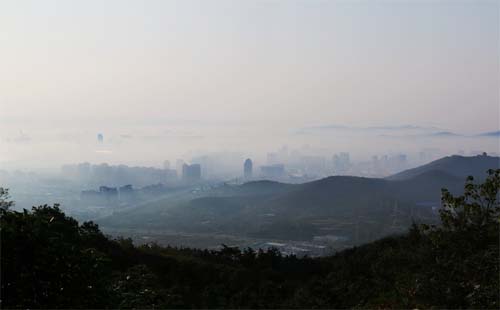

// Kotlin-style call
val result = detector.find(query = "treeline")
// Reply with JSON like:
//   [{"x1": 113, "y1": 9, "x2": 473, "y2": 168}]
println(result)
[{"x1": 1, "y1": 170, "x2": 499, "y2": 308}]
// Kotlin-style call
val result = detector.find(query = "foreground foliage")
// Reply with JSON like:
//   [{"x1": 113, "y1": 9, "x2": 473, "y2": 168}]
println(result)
[{"x1": 1, "y1": 170, "x2": 499, "y2": 308}]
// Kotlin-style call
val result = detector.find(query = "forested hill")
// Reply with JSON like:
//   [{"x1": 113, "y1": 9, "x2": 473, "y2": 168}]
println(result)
[
  {"x1": 1, "y1": 170, "x2": 499, "y2": 309},
  {"x1": 387, "y1": 154, "x2": 500, "y2": 181},
  {"x1": 99, "y1": 156, "x2": 495, "y2": 246}
]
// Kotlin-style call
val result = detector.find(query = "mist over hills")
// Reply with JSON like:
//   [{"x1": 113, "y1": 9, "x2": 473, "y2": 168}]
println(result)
[{"x1": 98, "y1": 155, "x2": 497, "y2": 249}]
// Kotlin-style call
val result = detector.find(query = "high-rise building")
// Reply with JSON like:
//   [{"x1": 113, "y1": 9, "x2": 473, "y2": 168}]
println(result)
[
  {"x1": 99, "y1": 186, "x2": 118, "y2": 203},
  {"x1": 163, "y1": 160, "x2": 171, "y2": 170},
  {"x1": 333, "y1": 152, "x2": 350, "y2": 174},
  {"x1": 260, "y1": 164, "x2": 285, "y2": 179},
  {"x1": 244, "y1": 158, "x2": 253, "y2": 179},
  {"x1": 161, "y1": 161, "x2": 178, "y2": 182},
  {"x1": 182, "y1": 163, "x2": 201, "y2": 182},
  {"x1": 176, "y1": 159, "x2": 185, "y2": 176},
  {"x1": 267, "y1": 152, "x2": 279, "y2": 165},
  {"x1": 300, "y1": 156, "x2": 326, "y2": 176},
  {"x1": 118, "y1": 184, "x2": 134, "y2": 201}
]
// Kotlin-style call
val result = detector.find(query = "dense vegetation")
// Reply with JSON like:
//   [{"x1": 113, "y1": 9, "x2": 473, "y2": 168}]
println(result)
[{"x1": 1, "y1": 170, "x2": 499, "y2": 308}]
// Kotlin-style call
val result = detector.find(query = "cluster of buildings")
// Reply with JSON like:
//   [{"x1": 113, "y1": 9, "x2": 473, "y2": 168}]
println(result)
[
  {"x1": 88, "y1": 132, "x2": 422, "y2": 182},
  {"x1": 62, "y1": 162, "x2": 205, "y2": 187},
  {"x1": 81, "y1": 185, "x2": 125, "y2": 205},
  {"x1": 71, "y1": 133, "x2": 450, "y2": 186},
  {"x1": 90, "y1": 132, "x2": 499, "y2": 183},
  {"x1": 239, "y1": 151, "x2": 350, "y2": 182},
  {"x1": 182, "y1": 163, "x2": 201, "y2": 182},
  {"x1": 62, "y1": 162, "x2": 178, "y2": 187},
  {"x1": 80, "y1": 183, "x2": 172, "y2": 206},
  {"x1": 243, "y1": 148, "x2": 419, "y2": 180},
  {"x1": 66, "y1": 148, "x2": 417, "y2": 190}
]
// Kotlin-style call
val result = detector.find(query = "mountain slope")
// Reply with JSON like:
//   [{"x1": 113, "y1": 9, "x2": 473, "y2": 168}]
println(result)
[
  {"x1": 99, "y1": 156, "x2": 498, "y2": 245},
  {"x1": 387, "y1": 155, "x2": 500, "y2": 181}
]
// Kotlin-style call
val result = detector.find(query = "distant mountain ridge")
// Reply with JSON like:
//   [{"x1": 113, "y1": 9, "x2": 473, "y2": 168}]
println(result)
[
  {"x1": 387, "y1": 154, "x2": 500, "y2": 181},
  {"x1": 429, "y1": 131, "x2": 462, "y2": 137},
  {"x1": 478, "y1": 130, "x2": 500, "y2": 137}
]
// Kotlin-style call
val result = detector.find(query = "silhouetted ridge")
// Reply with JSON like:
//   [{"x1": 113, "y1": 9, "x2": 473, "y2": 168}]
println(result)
[
  {"x1": 478, "y1": 130, "x2": 500, "y2": 137},
  {"x1": 302, "y1": 175, "x2": 385, "y2": 188},
  {"x1": 241, "y1": 180, "x2": 290, "y2": 190},
  {"x1": 397, "y1": 169, "x2": 461, "y2": 182},
  {"x1": 238, "y1": 180, "x2": 294, "y2": 196},
  {"x1": 387, "y1": 155, "x2": 500, "y2": 181}
]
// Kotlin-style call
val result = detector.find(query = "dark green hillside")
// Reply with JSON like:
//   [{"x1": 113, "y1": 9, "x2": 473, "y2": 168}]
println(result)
[
  {"x1": 246, "y1": 175, "x2": 440, "y2": 242},
  {"x1": 98, "y1": 171, "x2": 453, "y2": 244},
  {"x1": 98, "y1": 180, "x2": 292, "y2": 230},
  {"x1": 264, "y1": 176, "x2": 391, "y2": 216},
  {"x1": 165, "y1": 196, "x2": 258, "y2": 234},
  {"x1": 388, "y1": 154, "x2": 500, "y2": 181},
  {"x1": 390, "y1": 170, "x2": 463, "y2": 201},
  {"x1": 99, "y1": 156, "x2": 495, "y2": 245},
  {"x1": 238, "y1": 180, "x2": 295, "y2": 196},
  {"x1": 2, "y1": 170, "x2": 499, "y2": 308}
]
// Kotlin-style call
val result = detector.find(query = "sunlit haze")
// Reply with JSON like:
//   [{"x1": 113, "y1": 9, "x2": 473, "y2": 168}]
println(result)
[{"x1": 1, "y1": 0, "x2": 499, "y2": 171}]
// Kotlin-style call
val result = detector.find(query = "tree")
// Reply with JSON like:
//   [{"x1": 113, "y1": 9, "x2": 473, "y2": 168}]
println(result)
[
  {"x1": 419, "y1": 169, "x2": 500, "y2": 308},
  {"x1": 0, "y1": 187, "x2": 14, "y2": 210},
  {"x1": 439, "y1": 168, "x2": 500, "y2": 233},
  {"x1": 1, "y1": 205, "x2": 115, "y2": 308}
]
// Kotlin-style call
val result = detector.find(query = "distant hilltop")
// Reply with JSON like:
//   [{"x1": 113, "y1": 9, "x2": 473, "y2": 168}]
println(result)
[
  {"x1": 477, "y1": 130, "x2": 500, "y2": 137},
  {"x1": 387, "y1": 154, "x2": 500, "y2": 181}
]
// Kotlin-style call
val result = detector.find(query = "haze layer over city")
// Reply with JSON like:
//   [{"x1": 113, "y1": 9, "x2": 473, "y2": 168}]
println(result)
[{"x1": 1, "y1": 0, "x2": 499, "y2": 172}]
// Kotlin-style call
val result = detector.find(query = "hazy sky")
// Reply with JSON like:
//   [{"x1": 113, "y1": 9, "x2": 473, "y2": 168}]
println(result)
[{"x1": 0, "y1": 0, "x2": 499, "y2": 169}]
